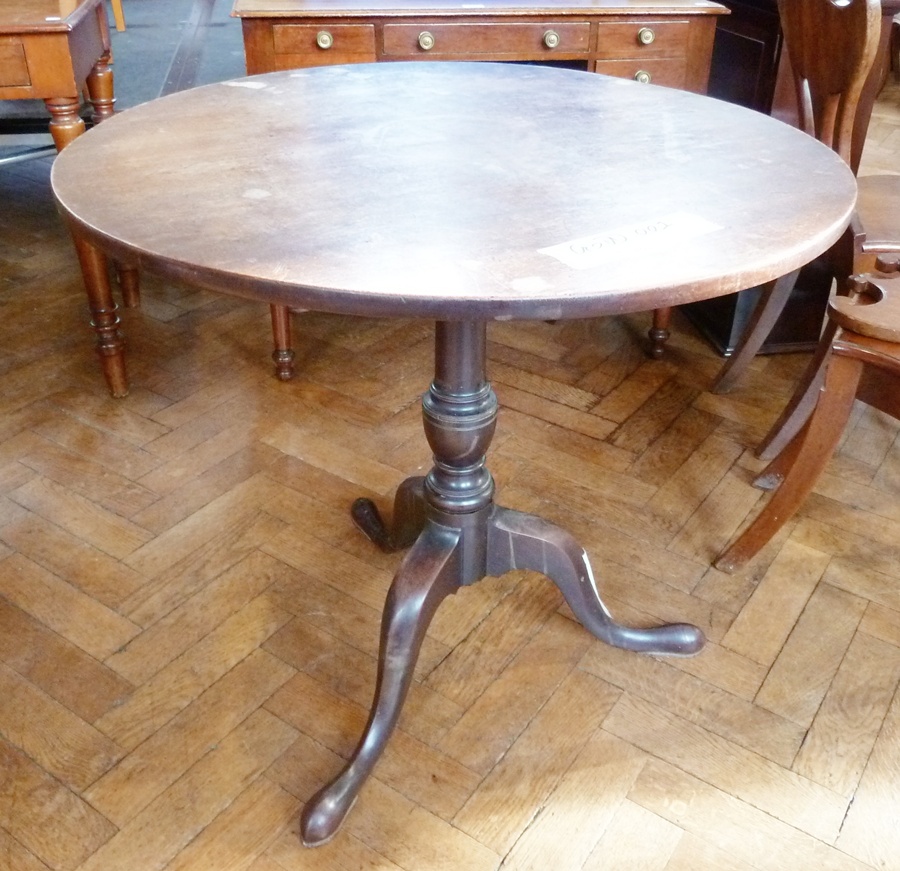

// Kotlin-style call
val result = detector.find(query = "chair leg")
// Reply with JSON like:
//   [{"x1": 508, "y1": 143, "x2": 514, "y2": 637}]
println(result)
[
  {"x1": 714, "y1": 352, "x2": 863, "y2": 574},
  {"x1": 756, "y1": 317, "x2": 841, "y2": 462},
  {"x1": 648, "y1": 306, "x2": 671, "y2": 359},
  {"x1": 73, "y1": 235, "x2": 129, "y2": 398},
  {"x1": 752, "y1": 413, "x2": 813, "y2": 491},
  {"x1": 270, "y1": 304, "x2": 295, "y2": 380},
  {"x1": 710, "y1": 270, "x2": 800, "y2": 394},
  {"x1": 116, "y1": 265, "x2": 141, "y2": 308},
  {"x1": 754, "y1": 265, "x2": 864, "y2": 460},
  {"x1": 110, "y1": 0, "x2": 126, "y2": 31}
]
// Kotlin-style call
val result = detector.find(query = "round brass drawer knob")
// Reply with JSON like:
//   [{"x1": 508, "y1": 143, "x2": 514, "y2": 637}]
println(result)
[
  {"x1": 637, "y1": 27, "x2": 656, "y2": 45},
  {"x1": 315, "y1": 30, "x2": 334, "y2": 49},
  {"x1": 543, "y1": 30, "x2": 561, "y2": 49},
  {"x1": 418, "y1": 31, "x2": 435, "y2": 50},
  {"x1": 634, "y1": 69, "x2": 652, "y2": 84}
]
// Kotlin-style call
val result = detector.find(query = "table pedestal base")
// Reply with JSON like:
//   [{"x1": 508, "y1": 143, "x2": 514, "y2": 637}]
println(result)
[{"x1": 299, "y1": 321, "x2": 705, "y2": 847}]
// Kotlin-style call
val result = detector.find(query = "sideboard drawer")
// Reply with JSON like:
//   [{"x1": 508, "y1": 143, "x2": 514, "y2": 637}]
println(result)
[
  {"x1": 0, "y1": 40, "x2": 30, "y2": 88},
  {"x1": 595, "y1": 20, "x2": 691, "y2": 59},
  {"x1": 594, "y1": 56, "x2": 688, "y2": 88},
  {"x1": 273, "y1": 23, "x2": 376, "y2": 63},
  {"x1": 382, "y1": 22, "x2": 591, "y2": 58},
  {"x1": 235, "y1": 2, "x2": 724, "y2": 92}
]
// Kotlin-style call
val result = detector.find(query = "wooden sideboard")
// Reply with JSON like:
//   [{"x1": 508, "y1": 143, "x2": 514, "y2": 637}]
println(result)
[{"x1": 233, "y1": 0, "x2": 727, "y2": 94}]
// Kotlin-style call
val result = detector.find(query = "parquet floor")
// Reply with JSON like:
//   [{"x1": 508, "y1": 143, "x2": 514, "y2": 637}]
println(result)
[{"x1": 2, "y1": 45, "x2": 900, "y2": 871}]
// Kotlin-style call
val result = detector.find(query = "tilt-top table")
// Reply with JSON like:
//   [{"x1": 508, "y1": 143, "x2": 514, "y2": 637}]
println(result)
[{"x1": 51, "y1": 62, "x2": 857, "y2": 846}]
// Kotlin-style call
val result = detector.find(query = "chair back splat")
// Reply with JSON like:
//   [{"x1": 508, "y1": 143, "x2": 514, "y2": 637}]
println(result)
[
  {"x1": 709, "y1": 0, "x2": 888, "y2": 397},
  {"x1": 780, "y1": 0, "x2": 881, "y2": 160}
]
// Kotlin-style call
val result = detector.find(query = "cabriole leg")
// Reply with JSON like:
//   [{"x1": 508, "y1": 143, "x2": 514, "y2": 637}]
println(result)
[
  {"x1": 300, "y1": 520, "x2": 463, "y2": 847},
  {"x1": 487, "y1": 507, "x2": 704, "y2": 655},
  {"x1": 352, "y1": 476, "x2": 427, "y2": 553}
]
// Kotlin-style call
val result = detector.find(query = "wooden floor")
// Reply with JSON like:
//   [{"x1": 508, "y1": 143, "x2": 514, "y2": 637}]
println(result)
[{"x1": 2, "y1": 61, "x2": 900, "y2": 871}]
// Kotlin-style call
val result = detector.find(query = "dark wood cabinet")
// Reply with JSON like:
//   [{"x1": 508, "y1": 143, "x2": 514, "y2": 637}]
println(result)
[
  {"x1": 685, "y1": 0, "x2": 802, "y2": 356},
  {"x1": 706, "y1": 0, "x2": 782, "y2": 113},
  {"x1": 682, "y1": 250, "x2": 835, "y2": 357}
]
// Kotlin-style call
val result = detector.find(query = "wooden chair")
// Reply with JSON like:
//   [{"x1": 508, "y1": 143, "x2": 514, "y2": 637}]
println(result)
[
  {"x1": 709, "y1": 0, "x2": 897, "y2": 398},
  {"x1": 715, "y1": 261, "x2": 900, "y2": 573}
]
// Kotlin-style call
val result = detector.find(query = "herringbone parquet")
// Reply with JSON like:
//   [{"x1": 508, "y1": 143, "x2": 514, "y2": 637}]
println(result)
[{"x1": 2, "y1": 31, "x2": 900, "y2": 871}]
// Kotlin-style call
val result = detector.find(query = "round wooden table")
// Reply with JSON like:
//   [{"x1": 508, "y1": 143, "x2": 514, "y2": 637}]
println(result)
[{"x1": 52, "y1": 62, "x2": 857, "y2": 847}]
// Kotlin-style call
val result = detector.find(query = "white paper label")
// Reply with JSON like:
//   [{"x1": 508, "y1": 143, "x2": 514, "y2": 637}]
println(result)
[{"x1": 539, "y1": 212, "x2": 722, "y2": 270}]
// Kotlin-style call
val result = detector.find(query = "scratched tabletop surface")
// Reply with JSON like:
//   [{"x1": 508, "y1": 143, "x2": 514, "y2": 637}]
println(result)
[{"x1": 52, "y1": 62, "x2": 856, "y2": 321}]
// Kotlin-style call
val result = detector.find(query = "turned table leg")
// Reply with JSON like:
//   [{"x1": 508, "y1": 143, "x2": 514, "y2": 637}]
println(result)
[
  {"x1": 85, "y1": 50, "x2": 115, "y2": 123},
  {"x1": 648, "y1": 306, "x2": 672, "y2": 359},
  {"x1": 44, "y1": 97, "x2": 86, "y2": 152},
  {"x1": 50, "y1": 50, "x2": 133, "y2": 392},
  {"x1": 115, "y1": 265, "x2": 141, "y2": 308},
  {"x1": 269, "y1": 305, "x2": 295, "y2": 380},
  {"x1": 72, "y1": 235, "x2": 129, "y2": 398},
  {"x1": 85, "y1": 51, "x2": 141, "y2": 312}
]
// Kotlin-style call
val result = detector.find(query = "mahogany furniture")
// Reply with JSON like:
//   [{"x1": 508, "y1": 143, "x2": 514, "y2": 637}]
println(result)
[
  {"x1": 0, "y1": 0, "x2": 115, "y2": 153},
  {"x1": 687, "y1": 0, "x2": 900, "y2": 356},
  {"x1": 755, "y1": 172, "x2": 900, "y2": 463},
  {"x1": 0, "y1": 3, "x2": 135, "y2": 325},
  {"x1": 754, "y1": 199, "x2": 900, "y2": 468},
  {"x1": 233, "y1": 0, "x2": 725, "y2": 89},
  {"x1": 776, "y1": 0, "x2": 900, "y2": 178},
  {"x1": 712, "y1": 0, "x2": 900, "y2": 483},
  {"x1": 715, "y1": 262, "x2": 900, "y2": 573},
  {"x1": 233, "y1": 0, "x2": 728, "y2": 368},
  {"x1": 709, "y1": 0, "x2": 885, "y2": 395},
  {"x1": 51, "y1": 62, "x2": 856, "y2": 844}
]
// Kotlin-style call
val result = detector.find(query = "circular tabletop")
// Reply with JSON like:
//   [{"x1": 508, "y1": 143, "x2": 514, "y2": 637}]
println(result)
[{"x1": 52, "y1": 62, "x2": 857, "y2": 321}]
